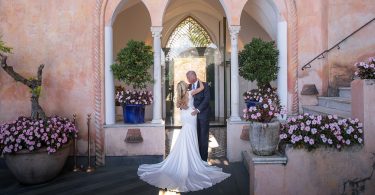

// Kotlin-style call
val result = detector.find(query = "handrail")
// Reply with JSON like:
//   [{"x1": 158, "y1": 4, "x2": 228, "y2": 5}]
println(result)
[{"x1": 301, "y1": 17, "x2": 375, "y2": 70}]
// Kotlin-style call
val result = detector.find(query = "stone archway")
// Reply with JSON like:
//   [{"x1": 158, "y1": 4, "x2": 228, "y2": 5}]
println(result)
[
  {"x1": 91, "y1": 0, "x2": 298, "y2": 166},
  {"x1": 238, "y1": 0, "x2": 298, "y2": 115},
  {"x1": 92, "y1": 0, "x2": 157, "y2": 166}
]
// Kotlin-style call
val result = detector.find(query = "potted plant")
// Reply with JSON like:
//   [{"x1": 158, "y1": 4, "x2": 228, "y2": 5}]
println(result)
[
  {"x1": 0, "y1": 116, "x2": 77, "y2": 184},
  {"x1": 111, "y1": 40, "x2": 154, "y2": 124},
  {"x1": 115, "y1": 90, "x2": 153, "y2": 123},
  {"x1": 239, "y1": 38, "x2": 280, "y2": 156},
  {"x1": 0, "y1": 37, "x2": 77, "y2": 184},
  {"x1": 239, "y1": 37, "x2": 279, "y2": 107},
  {"x1": 243, "y1": 97, "x2": 281, "y2": 155}
]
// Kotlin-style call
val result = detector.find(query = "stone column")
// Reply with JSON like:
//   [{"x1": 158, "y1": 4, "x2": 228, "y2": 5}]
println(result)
[
  {"x1": 277, "y1": 21, "x2": 288, "y2": 115},
  {"x1": 151, "y1": 26, "x2": 163, "y2": 123},
  {"x1": 229, "y1": 25, "x2": 241, "y2": 122},
  {"x1": 105, "y1": 26, "x2": 115, "y2": 125}
]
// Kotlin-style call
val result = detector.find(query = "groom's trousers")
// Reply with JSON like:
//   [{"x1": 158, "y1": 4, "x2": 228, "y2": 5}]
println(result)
[{"x1": 197, "y1": 117, "x2": 209, "y2": 161}]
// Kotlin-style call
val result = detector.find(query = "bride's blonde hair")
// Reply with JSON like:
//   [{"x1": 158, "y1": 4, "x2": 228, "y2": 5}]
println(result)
[{"x1": 176, "y1": 81, "x2": 188, "y2": 108}]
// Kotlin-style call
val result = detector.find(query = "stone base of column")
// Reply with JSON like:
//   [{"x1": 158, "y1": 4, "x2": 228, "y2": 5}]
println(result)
[
  {"x1": 228, "y1": 116, "x2": 242, "y2": 122},
  {"x1": 151, "y1": 119, "x2": 164, "y2": 124}
]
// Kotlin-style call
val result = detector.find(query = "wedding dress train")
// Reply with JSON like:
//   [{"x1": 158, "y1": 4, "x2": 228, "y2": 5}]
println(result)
[{"x1": 137, "y1": 91, "x2": 230, "y2": 192}]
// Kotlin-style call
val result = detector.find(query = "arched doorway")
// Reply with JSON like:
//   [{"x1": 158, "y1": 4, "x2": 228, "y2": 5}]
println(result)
[{"x1": 162, "y1": 16, "x2": 221, "y2": 126}]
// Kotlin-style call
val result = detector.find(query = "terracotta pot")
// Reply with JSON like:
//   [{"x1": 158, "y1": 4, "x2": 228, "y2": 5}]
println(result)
[
  {"x1": 249, "y1": 120, "x2": 280, "y2": 156},
  {"x1": 5, "y1": 142, "x2": 72, "y2": 185},
  {"x1": 115, "y1": 106, "x2": 123, "y2": 121}
]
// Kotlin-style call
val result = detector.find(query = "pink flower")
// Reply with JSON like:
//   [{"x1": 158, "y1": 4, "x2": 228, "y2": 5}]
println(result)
[{"x1": 305, "y1": 126, "x2": 311, "y2": 132}]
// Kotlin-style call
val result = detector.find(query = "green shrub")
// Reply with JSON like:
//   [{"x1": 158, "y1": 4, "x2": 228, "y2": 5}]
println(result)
[
  {"x1": 239, "y1": 38, "x2": 279, "y2": 89},
  {"x1": 111, "y1": 40, "x2": 153, "y2": 89}
]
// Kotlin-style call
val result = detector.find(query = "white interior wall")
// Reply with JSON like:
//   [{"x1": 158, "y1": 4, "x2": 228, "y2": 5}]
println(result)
[
  {"x1": 242, "y1": 0, "x2": 279, "y2": 40},
  {"x1": 113, "y1": 3, "x2": 152, "y2": 56}
]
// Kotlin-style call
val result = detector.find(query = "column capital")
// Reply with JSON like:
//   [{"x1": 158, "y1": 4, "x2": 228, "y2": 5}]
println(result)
[
  {"x1": 229, "y1": 25, "x2": 241, "y2": 37},
  {"x1": 151, "y1": 26, "x2": 163, "y2": 38}
]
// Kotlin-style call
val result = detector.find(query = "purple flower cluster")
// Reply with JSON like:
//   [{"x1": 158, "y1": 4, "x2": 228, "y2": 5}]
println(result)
[
  {"x1": 116, "y1": 90, "x2": 153, "y2": 105},
  {"x1": 0, "y1": 116, "x2": 78, "y2": 154},
  {"x1": 115, "y1": 86, "x2": 125, "y2": 106},
  {"x1": 354, "y1": 56, "x2": 375, "y2": 79},
  {"x1": 243, "y1": 87, "x2": 280, "y2": 107},
  {"x1": 243, "y1": 97, "x2": 283, "y2": 123},
  {"x1": 280, "y1": 113, "x2": 363, "y2": 150}
]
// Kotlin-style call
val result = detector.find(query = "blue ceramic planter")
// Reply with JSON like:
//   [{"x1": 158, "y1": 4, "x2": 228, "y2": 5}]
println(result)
[{"x1": 123, "y1": 104, "x2": 145, "y2": 124}]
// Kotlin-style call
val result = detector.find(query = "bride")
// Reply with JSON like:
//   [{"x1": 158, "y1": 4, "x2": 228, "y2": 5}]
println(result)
[{"x1": 137, "y1": 80, "x2": 230, "y2": 192}]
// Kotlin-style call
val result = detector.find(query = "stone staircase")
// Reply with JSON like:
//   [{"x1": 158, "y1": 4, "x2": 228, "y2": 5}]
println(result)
[{"x1": 303, "y1": 87, "x2": 352, "y2": 118}]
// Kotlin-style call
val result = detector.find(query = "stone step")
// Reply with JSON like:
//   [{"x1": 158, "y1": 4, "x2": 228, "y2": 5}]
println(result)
[
  {"x1": 302, "y1": 105, "x2": 351, "y2": 119},
  {"x1": 338, "y1": 87, "x2": 351, "y2": 99},
  {"x1": 318, "y1": 97, "x2": 351, "y2": 112}
]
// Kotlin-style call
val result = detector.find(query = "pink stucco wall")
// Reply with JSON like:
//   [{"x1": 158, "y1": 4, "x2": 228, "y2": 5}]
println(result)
[
  {"x1": 249, "y1": 147, "x2": 375, "y2": 195},
  {"x1": 296, "y1": 0, "x2": 375, "y2": 98},
  {"x1": 0, "y1": 1, "x2": 96, "y2": 149},
  {"x1": 105, "y1": 124, "x2": 165, "y2": 156},
  {"x1": 296, "y1": 0, "x2": 329, "y2": 102},
  {"x1": 326, "y1": 0, "x2": 375, "y2": 95}
]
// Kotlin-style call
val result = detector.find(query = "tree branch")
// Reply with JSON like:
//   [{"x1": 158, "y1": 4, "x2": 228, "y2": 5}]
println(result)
[
  {"x1": 37, "y1": 64, "x2": 44, "y2": 82},
  {"x1": 0, "y1": 54, "x2": 33, "y2": 87}
]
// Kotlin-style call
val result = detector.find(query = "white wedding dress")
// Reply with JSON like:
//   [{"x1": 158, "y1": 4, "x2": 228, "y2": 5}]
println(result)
[{"x1": 137, "y1": 91, "x2": 230, "y2": 192}]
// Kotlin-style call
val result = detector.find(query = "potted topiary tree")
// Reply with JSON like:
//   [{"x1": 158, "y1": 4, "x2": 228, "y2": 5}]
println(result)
[
  {"x1": 111, "y1": 40, "x2": 154, "y2": 124},
  {"x1": 239, "y1": 37, "x2": 279, "y2": 108},
  {"x1": 239, "y1": 37, "x2": 281, "y2": 156},
  {"x1": 0, "y1": 37, "x2": 77, "y2": 184}
]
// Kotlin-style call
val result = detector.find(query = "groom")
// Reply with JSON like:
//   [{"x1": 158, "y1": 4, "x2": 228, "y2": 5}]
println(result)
[{"x1": 186, "y1": 71, "x2": 210, "y2": 162}]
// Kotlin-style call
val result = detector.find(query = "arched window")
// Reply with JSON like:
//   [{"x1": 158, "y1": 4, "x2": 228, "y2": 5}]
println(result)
[{"x1": 166, "y1": 17, "x2": 213, "y2": 60}]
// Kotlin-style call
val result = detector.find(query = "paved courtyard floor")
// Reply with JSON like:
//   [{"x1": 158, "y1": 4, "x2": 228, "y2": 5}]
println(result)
[
  {"x1": 0, "y1": 159, "x2": 248, "y2": 195},
  {"x1": 0, "y1": 127, "x2": 248, "y2": 195}
]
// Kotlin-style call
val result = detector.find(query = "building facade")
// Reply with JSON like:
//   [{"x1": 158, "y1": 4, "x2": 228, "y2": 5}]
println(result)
[{"x1": 1, "y1": 0, "x2": 374, "y2": 165}]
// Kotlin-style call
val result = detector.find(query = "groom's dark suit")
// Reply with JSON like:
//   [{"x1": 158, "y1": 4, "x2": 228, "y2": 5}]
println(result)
[{"x1": 189, "y1": 81, "x2": 210, "y2": 161}]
